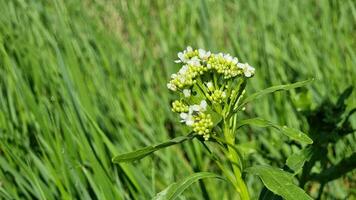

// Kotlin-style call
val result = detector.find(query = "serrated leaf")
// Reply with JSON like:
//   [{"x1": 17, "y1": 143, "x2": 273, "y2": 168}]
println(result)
[
  {"x1": 286, "y1": 146, "x2": 313, "y2": 173},
  {"x1": 245, "y1": 165, "x2": 313, "y2": 200},
  {"x1": 152, "y1": 172, "x2": 223, "y2": 200},
  {"x1": 235, "y1": 79, "x2": 313, "y2": 111},
  {"x1": 237, "y1": 118, "x2": 313, "y2": 144},
  {"x1": 112, "y1": 134, "x2": 196, "y2": 163}
]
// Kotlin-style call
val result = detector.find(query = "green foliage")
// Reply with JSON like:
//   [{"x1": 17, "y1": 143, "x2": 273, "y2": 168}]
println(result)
[
  {"x1": 0, "y1": 0, "x2": 355, "y2": 199},
  {"x1": 286, "y1": 146, "x2": 313, "y2": 173},
  {"x1": 245, "y1": 165, "x2": 312, "y2": 200},
  {"x1": 293, "y1": 86, "x2": 356, "y2": 199},
  {"x1": 237, "y1": 117, "x2": 313, "y2": 144},
  {"x1": 153, "y1": 172, "x2": 223, "y2": 200},
  {"x1": 234, "y1": 79, "x2": 314, "y2": 112},
  {"x1": 112, "y1": 134, "x2": 196, "y2": 163}
]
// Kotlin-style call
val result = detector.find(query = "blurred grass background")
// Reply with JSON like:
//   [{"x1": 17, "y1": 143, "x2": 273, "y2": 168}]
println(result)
[{"x1": 0, "y1": 0, "x2": 355, "y2": 199}]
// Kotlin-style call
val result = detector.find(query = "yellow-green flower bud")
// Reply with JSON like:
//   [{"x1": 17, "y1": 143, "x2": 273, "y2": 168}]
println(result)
[
  {"x1": 192, "y1": 113, "x2": 214, "y2": 140},
  {"x1": 208, "y1": 90, "x2": 227, "y2": 104},
  {"x1": 172, "y1": 100, "x2": 189, "y2": 113}
]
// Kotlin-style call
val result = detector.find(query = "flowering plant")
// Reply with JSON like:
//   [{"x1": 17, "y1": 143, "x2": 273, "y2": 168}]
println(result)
[
  {"x1": 167, "y1": 46, "x2": 254, "y2": 141},
  {"x1": 113, "y1": 47, "x2": 314, "y2": 200}
]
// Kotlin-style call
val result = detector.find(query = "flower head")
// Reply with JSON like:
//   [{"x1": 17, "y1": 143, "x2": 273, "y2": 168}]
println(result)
[{"x1": 168, "y1": 47, "x2": 256, "y2": 140}]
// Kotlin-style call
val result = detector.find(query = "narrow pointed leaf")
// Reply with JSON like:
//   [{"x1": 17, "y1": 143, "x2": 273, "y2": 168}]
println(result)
[
  {"x1": 278, "y1": 126, "x2": 313, "y2": 144},
  {"x1": 237, "y1": 118, "x2": 313, "y2": 144},
  {"x1": 112, "y1": 134, "x2": 196, "y2": 163},
  {"x1": 235, "y1": 79, "x2": 313, "y2": 111},
  {"x1": 245, "y1": 165, "x2": 313, "y2": 200},
  {"x1": 152, "y1": 172, "x2": 223, "y2": 200}
]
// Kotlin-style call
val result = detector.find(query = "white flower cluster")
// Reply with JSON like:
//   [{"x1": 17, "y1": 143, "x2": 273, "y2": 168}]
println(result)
[
  {"x1": 168, "y1": 47, "x2": 255, "y2": 140},
  {"x1": 171, "y1": 99, "x2": 213, "y2": 140},
  {"x1": 167, "y1": 47, "x2": 254, "y2": 91},
  {"x1": 179, "y1": 100, "x2": 207, "y2": 126}
]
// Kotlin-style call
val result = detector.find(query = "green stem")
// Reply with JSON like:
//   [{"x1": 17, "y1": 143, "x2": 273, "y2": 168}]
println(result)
[{"x1": 223, "y1": 118, "x2": 250, "y2": 200}]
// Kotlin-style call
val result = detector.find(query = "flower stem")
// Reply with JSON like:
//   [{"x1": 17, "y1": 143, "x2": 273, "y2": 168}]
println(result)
[{"x1": 223, "y1": 118, "x2": 250, "y2": 200}]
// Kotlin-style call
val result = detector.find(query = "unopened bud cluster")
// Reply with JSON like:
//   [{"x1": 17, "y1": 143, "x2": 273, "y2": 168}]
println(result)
[
  {"x1": 168, "y1": 46, "x2": 255, "y2": 140},
  {"x1": 208, "y1": 90, "x2": 227, "y2": 104},
  {"x1": 171, "y1": 100, "x2": 189, "y2": 113},
  {"x1": 192, "y1": 113, "x2": 214, "y2": 140}
]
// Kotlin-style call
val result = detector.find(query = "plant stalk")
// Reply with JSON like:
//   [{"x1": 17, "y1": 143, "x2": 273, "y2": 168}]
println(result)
[{"x1": 223, "y1": 117, "x2": 250, "y2": 200}]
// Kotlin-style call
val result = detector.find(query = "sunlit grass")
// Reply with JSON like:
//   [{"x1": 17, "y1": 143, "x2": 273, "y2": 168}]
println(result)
[{"x1": 0, "y1": 0, "x2": 355, "y2": 199}]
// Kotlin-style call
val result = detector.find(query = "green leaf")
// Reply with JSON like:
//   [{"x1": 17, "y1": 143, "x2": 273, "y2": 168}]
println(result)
[
  {"x1": 336, "y1": 86, "x2": 353, "y2": 107},
  {"x1": 278, "y1": 126, "x2": 313, "y2": 144},
  {"x1": 237, "y1": 118, "x2": 313, "y2": 144},
  {"x1": 112, "y1": 134, "x2": 196, "y2": 163},
  {"x1": 259, "y1": 187, "x2": 283, "y2": 200},
  {"x1": 152, "y1": 172, "x2": 223, "y2": 200},
  {"x1": 235, "y1": 79, "x2": 314, "y2": 111},
  {"x1": 287, "y1": 147, "x2": 313, "y2": 170},
  {"x1": 245, "y1": 165, "x2": 313, "y2": 200},
  {"x1": 286, "y1": 146, "x2": 313, "y2": 173},
  {"x1": 237, "y1": 118, "x2": 272, "y2": 128}
]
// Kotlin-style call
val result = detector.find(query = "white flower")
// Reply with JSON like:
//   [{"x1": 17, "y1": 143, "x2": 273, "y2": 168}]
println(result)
[
  {"x1": 175, "y1": 52, "x2": 187, "y2": 63},
  {"x1": 206, "y1": 82, "x2": 214, "y2": 91},
  {"x1": 183, "y1": 89, "x2": 191, "y2": 97},
  {"x1": 175, "y1": 46, "x2": 194, "y2": 63},
  {"x1": 187, "y1": 56, "x2": 201, "y2": 66},
  {"x1": 232, "y1": 57, "x2": 239, "y2": 65},
  {"x1": 238, "y1": 63, "x2": 255, "y2": 77},
  {"x1": 199, "y1": 100, "x2": 207, "y2": 111},
  {"x1": 188, "y1": 100, "x2": 207, "y2": 114},
  {"x1": 167, "y1": 83, "x2": 177, "y2": 91},
  {"x1": 189, "y1": 105, "x2": 201, "y2": 113},
  {"x1": 223, "y1": 53, "x2": 233, "y2": 62},
  {"x1": 180, "y1": 112, "x2": 194, "y2": 126},
  {"x1": 178, "y1": 65, "x2": 189, "y2": 74},
  {"x1": 170, "y1": 73, "x2": 178, "y2": 79},
  {"x1": 198, "y1": 49, "x2": 211, "y2": 60}
]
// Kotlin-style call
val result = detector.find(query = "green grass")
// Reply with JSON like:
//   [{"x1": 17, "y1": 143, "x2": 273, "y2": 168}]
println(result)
[{"x1": 0, "y1": 0, "x2": 355, "y2": 199}]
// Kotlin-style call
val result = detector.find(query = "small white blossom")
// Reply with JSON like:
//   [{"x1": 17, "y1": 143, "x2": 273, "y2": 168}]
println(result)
[
  {"x1": 198, "y1": 49, "x2": 211, "y2": 60},
  {"x1": 180, "y1": 112, "x2": 195, "y2": 126},
  {"x1": 167, "y1": 83, "x2": 177, "y2": 91},
  {"x1": 175, "y1": 52, "x2": 186, "y2": 63},
  {"x1": 171, "y1": 73, "x2": 178, "y2": 79},
  {"x1": 188, "y1": 100, "x2": 207, "y2": 114},
  {"x1": 187, "y1": 56, "x2": 201, "y2": 66},
  {"x1": 175, "y1": 46, "x2": 194, "y2": 63},
  {"x1": 200, "y1": 100, "x2": 207, "y2": 111},
  {"x1": 189, "y1": 105, "x2": 201, "y2": 113},
  {"x1": 238, "y1": 63, "x2": 255, "y2": 77},
  {"x1": 183, "y1": 89, "x2": 191, "y2": 97},
  {"x1": 178, "y1": 65, "x2": 189, "y2": 74},
  {"x1": 206, "y1": 82, "x2": 214, "y2": 91},
  {"x1": 232, "y1": 57, "x2": 239, "y2": 65},
  {"x1": 223, "y1": 53, "x2": 233, "y2": 62}
]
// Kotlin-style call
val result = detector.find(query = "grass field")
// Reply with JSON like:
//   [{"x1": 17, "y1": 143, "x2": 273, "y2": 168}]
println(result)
[{"x1": 0, "y1": 0, "x2": 355, "y2": 199}]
